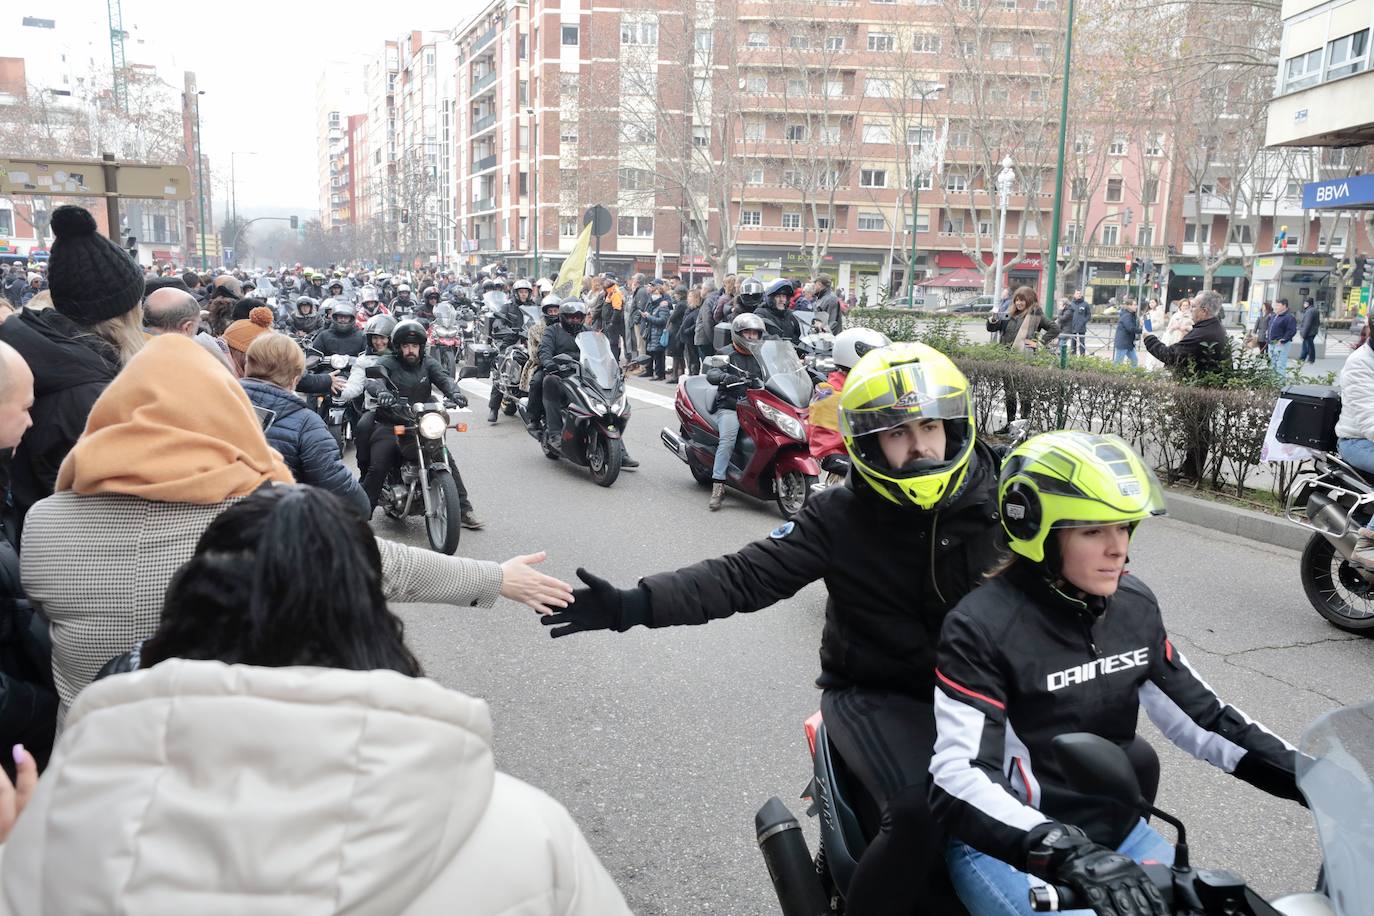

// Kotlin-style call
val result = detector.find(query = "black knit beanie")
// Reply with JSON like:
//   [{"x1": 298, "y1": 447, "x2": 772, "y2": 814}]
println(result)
[{"x1": 47, "y1": 205, "x2": 145, "y2": 324}]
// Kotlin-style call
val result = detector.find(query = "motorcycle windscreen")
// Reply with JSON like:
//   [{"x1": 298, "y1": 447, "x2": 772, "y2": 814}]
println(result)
[
  {"x1": 577, "y1": 332, "x2": 619, "y2": 390},
  {"x1": 757, "y1": 339, "x2": 813, "y2": 408},
  {"x1": 482, "y1": 290, "x2": 506, "y2": 312},
  {"x1": 1297, "y1": 700, "x2": 1374, "y2": 915},
  {"x1": 520, "y1": 304, "x2": 541, "y2": 328}
]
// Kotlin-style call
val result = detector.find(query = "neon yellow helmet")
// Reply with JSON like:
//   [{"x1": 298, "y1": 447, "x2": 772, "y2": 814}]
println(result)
[
  {"x1": 999, "y1": 430, "x2": 1167, "y2": 564},
  {"x1": 838, "y1": 342, "x2": 975, "y2": 511}
]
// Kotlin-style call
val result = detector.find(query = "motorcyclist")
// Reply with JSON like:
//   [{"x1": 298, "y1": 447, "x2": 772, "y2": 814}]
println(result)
[
  {"x1": 286, "y1": 296, "x2": 322, "y2": 337},
  {"x1": 519, "y1": 294, "x2": 566, "y2": 430},
  {"x1": 541, "y1": 343, "x2": 999, "y2": 913},
  {"x1": 311, "y1": 300, "x2": 366, "y2": 357},
  {"x1": 391, "y1": 283, "x2": 415, "y2": 315},
  {"x1": 326, "y1": 279, "x2": 346, "y2": 302},
  {"x1": 360, "y1": 320, "x2": 483, "y2": 530},
  {"x1": 357, "y1": 286, "x2": 384, "y2": 320},
  {"x1": 699, "y1": 313, "x2": 768, "y2": 510},
  {"x1": 512, "y1": 278, "x2": 536, "y2": 309},
  {"x1": 302, "y1": 272, "x2": 325, "y2": 301},
  {"x1": 759, "y1": 278, "x2": 802, "y2": 345},
  {"x1": 809, "y1": 327, "x2": 892, "y2": 462},
  {"x1": 341, "y1": 313, "x2": 397, "y2": 483},
  {"x1": 733, "y1": 277, "x2": 765, "y2": 316},
  {"x1": 930, "y1": 430, "x2": 1305, "y2": 916},
  {"x1": 538, "y1": 301, "x2": 588, "y2": 455},
  {"x1": 488, "y1": 282, "x2": 527, "y2": 338},
  {"x1": 417, "y1": 286, "x2": 441, "y2": 323}
]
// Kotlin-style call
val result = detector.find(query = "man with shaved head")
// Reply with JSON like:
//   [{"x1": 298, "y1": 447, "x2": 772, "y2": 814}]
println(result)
[
  {"x1": 144, "y1": 285, "x2": 234, "y2": 373},
  {"x1": 0, "y1": 341, "x2": 35, "y2": 451}
]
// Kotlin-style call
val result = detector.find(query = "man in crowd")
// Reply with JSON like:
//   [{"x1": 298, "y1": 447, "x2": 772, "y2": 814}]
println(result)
[
  {"x1": 1143, "y1": 289, "x2": 1231, "y2": 482},
  {"x1": 1066, "y1": 289, "x2": 1092, "y2": 355},
  {"x1": 811, "y1": 274, "x2": 843, "y2": 335},
  {"x1": 142, "y1": 284, "x2": 235, "y2": 373}
]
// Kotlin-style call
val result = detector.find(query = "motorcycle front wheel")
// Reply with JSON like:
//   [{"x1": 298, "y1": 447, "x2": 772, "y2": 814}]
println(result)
[
  {"x1": 1301, "y1": 532, "x2": 1374, "y2": 634},
  {"x1": 426, "y1": 471, "x2": 463, "y2": 555},
  {"x1": 587, "y1": 431, "x2": 622, "y2": 487},
  {"x1": 775, "y1": 470, "x2": 818, "y2": 520}
]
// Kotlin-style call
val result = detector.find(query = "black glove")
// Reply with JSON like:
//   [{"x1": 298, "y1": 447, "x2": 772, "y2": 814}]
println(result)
[
  {"x1": 748, "y1": 377, "x2": 764, "y2": 390},
  {"x1": 1026, "y1": 825, "x2": 1166, "y2": 916},
  {"x1": 541, "y1": 568, "x2": 650, "y2": 638},
  {"x1": 377, "y1": 391, "x2": 398, "y2": 409}
]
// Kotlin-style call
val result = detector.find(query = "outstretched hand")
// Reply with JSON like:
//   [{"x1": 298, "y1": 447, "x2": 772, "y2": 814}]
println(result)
[
  {"x1": 0, "y1": 745, "x2": 37, "y2": 843},
  {"x1": 500, "y1": 552, "x2": 574, "y2": 614},
  {"x1": 540, "y1": 567, "x2": 625, "y2": 638}
]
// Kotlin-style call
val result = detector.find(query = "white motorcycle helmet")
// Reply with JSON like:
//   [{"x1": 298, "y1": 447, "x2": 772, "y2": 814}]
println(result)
[{"x1": 832, "y1": 327, "x2": 892, "y2": 372}]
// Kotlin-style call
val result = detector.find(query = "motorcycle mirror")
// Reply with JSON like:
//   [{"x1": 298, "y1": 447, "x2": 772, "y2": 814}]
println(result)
[{"x1": 1051, "y1": 734, "x2": 1145, "y2": 811}]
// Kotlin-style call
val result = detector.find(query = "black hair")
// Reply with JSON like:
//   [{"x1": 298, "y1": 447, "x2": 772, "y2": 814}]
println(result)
[
  {"x1": 142, "y1": 486, "x2": 423, "y2": 677},
  {"x1": 232, "y1": 296, "x2": 268, "y2": 321}
]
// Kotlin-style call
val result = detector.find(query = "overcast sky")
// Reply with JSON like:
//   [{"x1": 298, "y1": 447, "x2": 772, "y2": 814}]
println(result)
[{"x1": 121, "y1": 0, "x2": 480, "y2": 214}]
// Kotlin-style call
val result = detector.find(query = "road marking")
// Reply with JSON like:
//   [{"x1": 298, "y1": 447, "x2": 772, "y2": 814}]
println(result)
[{"x1": 460, "y1": 377, "x2": 679, "y2": 411}]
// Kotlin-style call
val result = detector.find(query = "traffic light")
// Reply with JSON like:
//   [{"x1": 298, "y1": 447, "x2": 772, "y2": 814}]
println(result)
[
  {"x1": 1353, "y1": 257, "x2": 1370, "y2": 286},
  {"x1": 401, "y1": 208, "x2": 410, "y2": 224},
  {"x1": 289, "y1": 215, "x2": 298, "y2": 229}
]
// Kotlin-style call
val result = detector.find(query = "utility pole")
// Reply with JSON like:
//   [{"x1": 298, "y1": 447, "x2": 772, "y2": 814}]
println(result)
[
  {"x1": 1043, "y1": 0, "x2": 1077, "y2": 320},
  {"x1": 527, "y1": 106, "x2": 540, "y2": 280},
  {"x1": 904, "y1": 82, "x2": 943, "y2": 303},
  {"x1": 194, "y1": 89, "x2": 207, "y2": 270}
]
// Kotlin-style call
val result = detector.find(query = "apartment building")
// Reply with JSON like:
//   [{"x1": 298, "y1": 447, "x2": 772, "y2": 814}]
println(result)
[
  {"x1": 1267, "y1": 0, "x2": 1373, "y2": 147},
  {"x1": 317, "y1": 61, "x2": 363, "y2": 231}
]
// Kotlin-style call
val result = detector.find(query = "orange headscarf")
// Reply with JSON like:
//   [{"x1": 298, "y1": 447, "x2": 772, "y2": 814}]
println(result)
[{"x1": 56, "y1": 333, "x2": 295, "y2": 504}]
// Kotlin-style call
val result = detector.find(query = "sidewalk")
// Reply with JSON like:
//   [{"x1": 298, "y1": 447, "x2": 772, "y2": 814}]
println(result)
[{"x1": 1163, "y1": 487, "x2": 1309, "y2": 551}]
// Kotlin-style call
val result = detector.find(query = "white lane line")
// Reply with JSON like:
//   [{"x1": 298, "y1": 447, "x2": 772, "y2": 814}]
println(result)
[{"x1": 460, "y1": 377, "x2": 679, "y2": 412}]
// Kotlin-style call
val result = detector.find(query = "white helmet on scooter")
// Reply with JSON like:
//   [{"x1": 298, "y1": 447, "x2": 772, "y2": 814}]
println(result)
[{"x1": 832, "y1": 327, "x2": 891, "y2": 372}]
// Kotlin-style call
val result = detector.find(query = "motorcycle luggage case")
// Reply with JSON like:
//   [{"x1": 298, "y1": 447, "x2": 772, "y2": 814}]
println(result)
[
  {"x1": 1276, "y1": 384, "x2": 1341, "y2": 451},
  {"x1": 470, "y1": 343, "x2": 498, "y2": 376}
]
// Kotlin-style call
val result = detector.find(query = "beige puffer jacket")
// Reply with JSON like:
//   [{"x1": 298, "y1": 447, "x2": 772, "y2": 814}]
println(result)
[{"x1": 0, "y1": 660, "x2": 632, "y2": 916}]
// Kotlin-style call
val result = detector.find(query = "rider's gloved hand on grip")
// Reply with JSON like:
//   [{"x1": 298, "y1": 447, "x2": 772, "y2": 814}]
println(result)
[
  {"x1": 1025, "y1": 824, "x2": 1166, "y2": 916},
  {"x1": 541, "y1": 568, "x2": 651, "y2": 638},
  {"x1": 377, "y1": 391, "x2": 398, "y2": 408}
]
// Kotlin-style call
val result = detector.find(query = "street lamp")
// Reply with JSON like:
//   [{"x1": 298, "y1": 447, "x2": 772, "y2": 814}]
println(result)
[
  {"x1": 905, "y1": 81, "x2": 943, "y2": 304},
  {"x1": 993, "y1": 155, "x2": 1015, "y2": 306},
  {"x1": 1043, "y1": 0, "x2": 1078, "y2": 320},
  {"x1": 527, "y1": 106, "x2": 539, "y2": 281},
  {"x1": 194, "y1": 89, "x2": 206, "y2": 270}
]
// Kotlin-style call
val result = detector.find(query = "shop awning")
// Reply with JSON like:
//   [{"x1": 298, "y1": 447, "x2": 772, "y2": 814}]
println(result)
[
  {"x1": 1168, "y1": 263, "x2": 1247, "y2": 279},
  {"x1": 921, "y1": 268, "x2": 983, "y2": 288}
]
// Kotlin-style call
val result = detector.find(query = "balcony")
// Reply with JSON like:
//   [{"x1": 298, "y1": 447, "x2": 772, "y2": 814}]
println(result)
[
  {"x1": 472, "y1": 154, "x2": 497, "y2": 172},
  {"x1": 1183, "y1": 192, "x2": 1248, "y2": 220},
  {"x1": 471, "y1": 71, "x2": 496, "y2": 96},
  {"x1": 472, "y1": 25, "x2": 497, "y2": 52},
  {"x1": 472, "y1": 113, "x2": 496, "y2": 133},
  {"x1": 1078, "y1": 244, "x2": 1168, "y2": 262},
  {"x1": 471, "y1": 197, "x2": 495, "y2": 213}
]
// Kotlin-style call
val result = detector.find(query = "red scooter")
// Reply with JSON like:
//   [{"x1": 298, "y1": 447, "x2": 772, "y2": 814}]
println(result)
[{"x1": 661, "y1": 339, "x2": 821, "y2": 518}]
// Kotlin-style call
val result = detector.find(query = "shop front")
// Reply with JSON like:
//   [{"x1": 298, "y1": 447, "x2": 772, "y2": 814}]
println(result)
[
  {"x1": 1164, "y1": 263, "x2": 1248, "y2": 306},
  {"x1": 934, "y1": 251, "x2": 1041, "y2": 294}
]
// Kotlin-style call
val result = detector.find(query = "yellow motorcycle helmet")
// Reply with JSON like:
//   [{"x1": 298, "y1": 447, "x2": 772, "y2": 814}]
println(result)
[
  {"x1": 999, "y1": 430, "x2": 1167, "y2": 564},
  {"x1": 838, "y1": 342, "x2": 975, "y2": 511}
]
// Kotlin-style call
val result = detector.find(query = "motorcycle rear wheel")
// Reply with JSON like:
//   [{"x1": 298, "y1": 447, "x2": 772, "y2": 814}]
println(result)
[
  {"x1": 689, "y1": 461, "x2": 713, "y2": 487},
  {"x1": 588, "y1": 431, "x2": 622, "y2": 487},
  {"x1": 776, "y1": 470, "x2": 818, "y2": 520},
  {"x1": 426, "y1": 472, "x2": 463, "y2": 555},
  {"x1": 1301, "y1": 533, "x2": 1374, "y2": 633}
]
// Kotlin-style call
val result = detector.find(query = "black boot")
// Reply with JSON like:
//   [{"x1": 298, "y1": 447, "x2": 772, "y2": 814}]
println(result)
[
  {"x1": 620, "y1": 442, "x2": 639, "y2": 469},
  {"x1": 487, "y1": 407, "x2": 499, "y2": 424}
]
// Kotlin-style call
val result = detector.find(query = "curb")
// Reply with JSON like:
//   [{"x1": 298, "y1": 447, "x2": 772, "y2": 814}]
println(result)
[{"x1": 1164, "y1": 490, "x2": 1310, "y2": 551}]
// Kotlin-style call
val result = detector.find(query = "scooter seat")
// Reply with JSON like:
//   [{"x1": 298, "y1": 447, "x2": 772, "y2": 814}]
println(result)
[{"x1": 682, "y1": 375, "x2": 719, "y2": 425}]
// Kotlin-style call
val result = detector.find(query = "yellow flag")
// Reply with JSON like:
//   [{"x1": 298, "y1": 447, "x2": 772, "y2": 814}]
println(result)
[{"x1": 552, "y1": 222, "x2": 594, "y2": 299}]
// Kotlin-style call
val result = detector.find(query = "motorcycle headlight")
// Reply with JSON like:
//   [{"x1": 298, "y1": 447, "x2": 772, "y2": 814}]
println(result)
[
  {"x1": 592, "y1": 400, "x2": 609, "y2": 416},
  {"x1": 758, "y1": 401, "x2": 807, "y2": 442},
  {"x1": 418, "y1": 412, "x2": 448, "y2": 440},
  {"x1": 331, "y1": 354, "x2": 350, "y2": 369},
  {"x1": 613, "y1": 393, "x2": 629, "y2": 415}
]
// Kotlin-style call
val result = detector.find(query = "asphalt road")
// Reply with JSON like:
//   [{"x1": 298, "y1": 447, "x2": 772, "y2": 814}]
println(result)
[{"x1": 366, "y1": 372, "x2": 1374, "y2": 915}]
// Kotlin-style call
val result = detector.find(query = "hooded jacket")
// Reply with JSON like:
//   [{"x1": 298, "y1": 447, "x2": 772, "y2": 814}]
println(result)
[
  {"x1": 0, "y1": 660, "x2": 630, "y2": 916},
  {"x1": 240, "y1": 378, "x2": 369, "y2": 518},
  {"x1": 0, "y1": 309, "x2": 121, "y2": 522},
  {"x1": 635, "y1": 443, "x2": 1005, "y2": 696}
]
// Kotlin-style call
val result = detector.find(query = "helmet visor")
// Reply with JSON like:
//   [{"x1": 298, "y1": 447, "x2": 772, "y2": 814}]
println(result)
[{"x1": 839, "y1": 363, "x2": 971, "y2": 440}]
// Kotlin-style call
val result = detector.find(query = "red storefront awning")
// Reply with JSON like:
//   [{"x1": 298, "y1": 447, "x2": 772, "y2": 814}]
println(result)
[{"x1": 921, "y1": 268, "x2": 983, "y2": 288}]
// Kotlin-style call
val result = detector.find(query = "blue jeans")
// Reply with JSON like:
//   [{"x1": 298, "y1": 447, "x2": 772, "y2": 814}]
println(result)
[
  {"x1": 1338, "y1": 438, "x2": 1374, "y2": 474},
  {"x1": 1300, "y1": 336, "x2": 1317, "y2": 363},
  {"x1": 947, "y1": 819, "x2": 1174, "y2": 916},
  {"x1": 1270, "y1": 340, "x2": 1291, "y2": 377},
  {"x1": 1113, "y1": 347, "x2": 1137, "y2": 367},
  {"x1": 712, "y1": 409, "x2": 740, "y2": 481}
]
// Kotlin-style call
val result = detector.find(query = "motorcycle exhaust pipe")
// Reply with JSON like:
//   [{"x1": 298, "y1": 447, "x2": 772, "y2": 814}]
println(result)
[
  {"x1": 1307, "y1": 491, "x2": 1356, "y2": 549},
  {"x1": 660, "y1": 427, "x2": 690, "y2": 464},
  {"x1": 755, "y1": 796, "x2": 830, "y2": 916}
]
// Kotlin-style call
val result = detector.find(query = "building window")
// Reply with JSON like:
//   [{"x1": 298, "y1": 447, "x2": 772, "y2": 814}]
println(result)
[
  {"x1": 746, "y1": 166, "x2": 765, "y2": 185},
  {"x1": 1105, "y1": 178, "x2": 1123, "y2": 202},
  {"x1": 1318, "y1": 230, "x2": 1348, "y2": 250},
  {"x1": 618, "y1": 167, "x2": 653, "y2": 190},
  {"x1": 744, "y1": 119, "x2": 765, "y2": 141},
  {"x1": 695, "y1": 29, "x2": 714, "y2": 50},
  {"x1": 825, "y1": 36, "x2": 845, "y2": 51},
  {"x1": 0, "y1": 209, "x2": 11, "y2": 236},
  {"x1": 911, "y1": 211, "x2": 931, "y2": 232},
  {"x1": 747, "y1": 31, "x2": 768, "y2": 48},
  {"x1": 620, "y1": 123, "x2": 655, "y2": 144},
  {"x1": 857, "y1": 213, "x2": 887, "y2": 231},
  {"x1": 1108, "y1": 135, "x2": 1127, "y2": 155},
  {"x1": 1184, "y1": 223, "x2": 1211, "y2": 244},
  {"x1": 819, "y1": 125, "x2": 841, "y2": 145},
  {"x1": 785, "y1": 123, "x2": 808, "y2": 142},
  {"x1": 948, "y1": 129, "x2": 971, "y2": 149},
  {"x1": 1100, "y1": 224, "x2": 1119, "y2": 245},
  {"x1": 786, "y1": 78, "x2": 807, "y2": 96},
  {"x1": 561, "y1": 216, "x2": 579, "y2": 237},
  {"x1": 990, "y1": 41, "x2": 1013, "y2": 58},
  {"x1": 942, "y1": 213, "x2": 965, "y2": 233},
  {"x1": 978, "y1": 218, "x2": 994, "y2": 236},
  {"x1": 562, "y1": 25, "x2": 579, "y2": 45},
  {"x1": 958, "y1": 40, "x2": 976, "y2": 57},
  {"x1": 860, "y1": 168, "x2": 888, "y2": 188},
  {"x1": 822, "y1": 80, "x2": 844, "y2": 98},
  {"x1": 782, "y1": 212, "x2": 801, "y2": 229},
  {"x1": 621, "y1": 21, "x2": 658, "y2": 46},
  {"x1": 1326, "y1": 29, "x2": 1369, "y2": 80},
  {"x1": 744, "y1": 75, "x2": 766, "y2": 93},
  {"x1": 693, "y1": 124, "x2": 710, "y2": 146},
  {"x1": 519, "y1": 216, "x2": 528, "y2": 243},
  {"x1": 1233, "y1": 224, "x2": 1254, "y2": 245},
  {"x1": 913, "y1": 33, "x2": 941, "y2": 53},
  {"x1": 944, "y1": 172, "x2": 967, "y2": 193},
  {"x1": 1073, "y1": 131, "x2": 1092, "y2": 153},
  {"x1": 789, "y1": 35, "x2": 810, "y2": 50},
  {"x1": 1028, "y1": 88, "x2": 1044, "y2": 104},
  {"x1": 1284, "y1": 47, "x2": 1323, "y2": 92},
  {"x1": 519, "y1": 172, "x2": 529, "y2": 196},
  {"x1": 561, "y1": 125, "x2": 579, "y2": 144},
  {"x1": 989, "y1": 86, "x2": 1010, "y2": 103},
  {"x1": 1033, "y1": 42, "x2": 1051, "y2": 59},
  {"x1": 863, "y1": 78, "x2": 893, "y2": 98},
  {"x1": 817, "y1": 215, "x2": 833, "y2": 230},
  {"x1": 21, "y1": 17, "x2": 56, "y2": 28},
  {"x1": 1035, "y1": 0, "x2": 1057, "y2": 9},
  {"x1": 741, "y1": 210, "x2": 762, "y2": 227},
  {"x1": 863, "y1": 123, "x2": 893, "y2": 143},
  {"x1": 1145, "y1": 133, "x2": 1163, "y2": 156},
  {"x1": 617, "y1": 215, "x2": 655, "y2": 237},
  {"x1": 1136, "y1": 225, "x2": 1153, "y2": 247},
  {"x1": 782, "y1": 170, "x2": 802, "y2": 188},
  {"x1": 868, "y1": 32, "x2": 895, "y2": 52}
]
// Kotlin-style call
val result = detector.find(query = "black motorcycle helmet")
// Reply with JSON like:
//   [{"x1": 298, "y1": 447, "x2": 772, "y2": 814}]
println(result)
[
  {"x1": 737, "y1": 278, "x2": 764, "y2": 312},
  {"x1": 559, "y1": 300, "x2": 586, "y2": 334},
  {"x1": 541, "y1": 293, "x2": 563, "y2": 326},
  {"x1": 390, "y1": 319, "x2": 428, "y2": 361},
  {"x1": 295, "y1": 296, "x2": 318, "y2": 316},
  {"x1": 331, "y1": 301, "x2": 357, "y2": 330},
  {"x1": 765, "y1": 278, "x2": 796, "y2": 310}
]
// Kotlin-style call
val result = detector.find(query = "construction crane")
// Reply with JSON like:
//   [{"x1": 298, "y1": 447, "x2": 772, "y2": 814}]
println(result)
[{"x1": 108, "y1": 0, "x2": 128, "y2": 112}]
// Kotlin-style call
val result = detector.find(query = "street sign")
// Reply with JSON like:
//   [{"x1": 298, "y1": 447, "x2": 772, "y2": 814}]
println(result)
[
  {"x1": 0, "y1": 157, "x2": 192, "y2": 200},
  {"x1": 1302, "y1": 173, "x2": 1374, "y2": 210},
  {"x1": 583, "y1": 205, "x2": 612, "y2": 236}
]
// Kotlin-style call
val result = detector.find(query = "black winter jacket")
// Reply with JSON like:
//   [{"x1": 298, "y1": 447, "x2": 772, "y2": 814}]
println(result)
[
  {"x1": 930, "y1": 565, "x2": 1301, "y2": 866},
  {"x1": 538, "y1": 323, "x2": 581, "y2": 372},
  {"x1": 1143, "y1": 315, "x2": 1230, "y2": 379},
  {"x1": 708, "y1": 345, "x2": 764, "y2": 411},
  {"x1": 240, "y1": 379, "x2": 369, "y2": 518},
  {"x1": 310, "y1": 326, "x2": 367, "y2": 357},
  {"x1": 635, "y1": 444, "x2": 1004, "y2": 696},
  {"x1": 0, "y1": 311, "x2": 120, "y2": 524},
  {"x1": 760, "y1": 306, "x2": 802, "y2": 345},
  {"x1": 368, "y1": 352, "x2": 461, "y2": 421}
]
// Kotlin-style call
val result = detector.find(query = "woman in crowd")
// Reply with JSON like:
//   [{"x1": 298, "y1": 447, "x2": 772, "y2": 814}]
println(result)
[
  {"x1": 985, "y1": 286, "x2": 1058, "y2": 431},
  {"x1": 0, "y1": 486, "x2": 630, "y2": 915},
  {"x1": 665, "y1": 284, "x2": 691, "y2": 383},
  {"x1": 19, "y1": 333, "x2": 573, "y2": 725},
  {"x1": 221, "y1": 306, "x2": 276, "y2": 376},
  {"x1": 1164, "y1": 298, "x2": 1194, "y2": 346},
  {"x1": 1112, "y1": 298, "x2": 1141, "y2": 367},
  {"x1": 240, "y1": 332, "x2": 369, "y2": 517}
]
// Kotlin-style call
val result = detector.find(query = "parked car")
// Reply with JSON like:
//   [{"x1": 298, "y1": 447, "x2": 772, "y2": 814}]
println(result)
[
  {"x1": 886, "y1": 293, "x2": 930, "y2": 309},
  {"x1": 937, "y1": 294, "x2": 998, "y2": 314}
]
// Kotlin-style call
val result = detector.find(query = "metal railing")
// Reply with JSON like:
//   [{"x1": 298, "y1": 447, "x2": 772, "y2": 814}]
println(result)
[
  {"x1": 472, "y1": 113, "x2": 496, "y2": 133},
  {"x1": 471, "y1": 71, "x2": 496, "y2": 95},
  {"x1": 471, "y1": 197, "x2": 495, "y2": 212},
  {"x1": 472, "y1": 154, "x2": 497, "y2": 172},
  {"x1": 472, "y1": 26, "x2": 497, "y2": 51}
]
